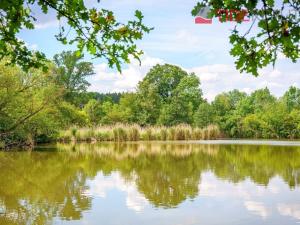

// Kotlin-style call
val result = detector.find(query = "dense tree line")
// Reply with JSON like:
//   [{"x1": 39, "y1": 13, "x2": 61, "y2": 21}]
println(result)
[
  {"x1": 81, "y1": 64, "x2": 300, "y2": 139},
  {"x1": 83, "y1": 80, "x2": 300, "y2": 140},
  {"x1": 194, "y1": 87, "x2": 300, "y2": 139},
  {"x1": 1, "y1": 52, "x2": 300, "y2": 148}
]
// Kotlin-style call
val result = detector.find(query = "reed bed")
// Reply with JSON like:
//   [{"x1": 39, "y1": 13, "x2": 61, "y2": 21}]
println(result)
[{"x1": 57, "y1": 124, "x2": 220, "y2": 142}]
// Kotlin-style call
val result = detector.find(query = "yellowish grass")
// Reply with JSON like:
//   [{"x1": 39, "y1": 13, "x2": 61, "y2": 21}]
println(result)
[{"x1": 57, "y1": 124, "x2": 220, "y2": 142}]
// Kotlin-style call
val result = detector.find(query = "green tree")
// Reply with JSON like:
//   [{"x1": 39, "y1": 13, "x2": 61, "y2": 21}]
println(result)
[
  {"x1": 192, "y1": 1, "x2": 299, "y2": 76},
  {"x1": 261, "y1": 102, "x2": 289, "y2": 138},
  {"x1": 137, "y1": 81, "x2": 163, "y2": 125},
  {"x1": 0, "y1": 0, "x2": 152, "y2": 72},
  {"x1": 193, "y1": 102, "x2": 215, "y2": 128},
  {"x1": 250, "y1": 87, "x2": 276, "y2": 113},
  {"x1": 0, "y1": 61, "x2": 62, "y2": 147},
  {"x1": 235, "y1": 96, "x2": 255, "y2": 116},
  {"x1": 221, "y1": 90, "x2": 246, "y2": 137},
  {"x1": 280, "y1": 109, "x2": 300, "y2": 139},
  {"x1": 56, "y1": 102, "x2": 88, "y2": 126},
  {"x1": 282, "y1": 86, "x2": 300, "y2": 112},
  {"x1": 241, "y1": 114, "x2": 266, "y2": 138},
  {"x1": 212, "y1": 93, "x2": 232, "y2": 117},
  {"x1": 118, "y1": 93, "x2": 140, "y2": 123},
  {"x1": 53, "y1": 51, "x2": 94, "y2": 104},
  {"x1": 139, "y1": 64, "x2": 187, "y2": 102},
  {"x1": 83, "y1": 99, "x2": 103, "y2": 126},
  {"x1": 137, "y1": 64, "x2": 203, "y2": 125},
  {"x1": 212, "y1": 90, "x2": 246, "y2": 116},
  {"x1": 226, "y1": 89, "x2": 247, "y2": 108},
  {"x1": 211, "y1": 93, "x2": 233, "y2": 133},
  {"x1": 100, "y1": 101, "x2": 130, "y2": 124},
  {"x1": 158, "y1": 74, "x2": 202, "y2": 125}
]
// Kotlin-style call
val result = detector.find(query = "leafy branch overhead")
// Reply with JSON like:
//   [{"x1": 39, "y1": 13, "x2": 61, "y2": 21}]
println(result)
[
  {"x1": 0, "y1": 0, "x2": 152, "y2": 72},
  {"x1": 192, "y1": 0, "x2": 299, "y2": 76}
]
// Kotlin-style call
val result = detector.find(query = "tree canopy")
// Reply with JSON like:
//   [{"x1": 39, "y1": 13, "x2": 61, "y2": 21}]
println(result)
[
  {"x1": 192, "y1": 0, "x2": 299, "y2": 76},
  {"x1": 136, "y1": 64, "x2": 203, "y2": 125},
  {"x1": 1, "y1": 60, "x2": 300, "y2": 148},
  {"x1": 0, "y1": 0, "x2": 152, "y2": 72},
  {"x1": 53, "y1": 51, "x2": 94, "y2": 103}
]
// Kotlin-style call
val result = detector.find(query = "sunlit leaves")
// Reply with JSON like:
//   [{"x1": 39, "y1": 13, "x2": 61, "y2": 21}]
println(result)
[{"x1": 0, "y1": 0, "x2": 152, "y2": 72}]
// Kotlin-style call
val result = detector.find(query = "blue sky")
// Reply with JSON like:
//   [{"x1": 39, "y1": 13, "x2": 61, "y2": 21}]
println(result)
[{"x1": 19, "y1": 0, "x2": 299, "y2": 101}]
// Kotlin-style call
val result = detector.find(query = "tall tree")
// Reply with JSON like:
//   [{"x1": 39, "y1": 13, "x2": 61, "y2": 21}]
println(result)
[
  {"x1": 194, "y1": 102, "x2": 215, "y2": 128},
  {"x1": 53, "y1": 51, "x2": 94, "y2": 103},
  {"x1": 250, "y1": 87, "x2": 276, "y2": 113},
  {"x1": 137, "y1": 64, "x2": 203, "y2": 125},
  {"x1": 158, "y1": 74, "x2": 203, "y2": 125},
  {"x1": 282, "y1": 86, "x2": 300, "y2": 112}
]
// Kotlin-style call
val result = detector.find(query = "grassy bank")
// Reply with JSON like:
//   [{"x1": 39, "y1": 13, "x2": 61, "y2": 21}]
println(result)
[{"x1": 58, "y1": 124, "x2": 221, "y2": 142}]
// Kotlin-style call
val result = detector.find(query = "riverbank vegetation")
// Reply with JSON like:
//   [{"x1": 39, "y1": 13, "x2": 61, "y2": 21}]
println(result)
[
  {"x1": 58, "y1": 124, "x2": 220, "y2": 142},
  {"x1": 1, "y1": 52, "x2": 300, "y2": 149}
]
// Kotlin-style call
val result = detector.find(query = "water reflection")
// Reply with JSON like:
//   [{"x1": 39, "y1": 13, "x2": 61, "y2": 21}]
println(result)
[{"x1": 0, "y1": 142, "x2": 299, "y2": 225}]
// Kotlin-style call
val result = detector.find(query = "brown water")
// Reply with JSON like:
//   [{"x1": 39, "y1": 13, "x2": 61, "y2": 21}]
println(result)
[{"x1": 0, "y1": 141, "x2": 300, "y2": 225}]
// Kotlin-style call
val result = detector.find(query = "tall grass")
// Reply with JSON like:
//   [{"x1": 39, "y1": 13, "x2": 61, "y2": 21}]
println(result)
[{"x1": 57, "y1": 124, "x2": 220, "y2": 142}]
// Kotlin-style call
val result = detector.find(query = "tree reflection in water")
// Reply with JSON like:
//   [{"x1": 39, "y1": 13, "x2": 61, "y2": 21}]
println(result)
[{"x1": 0, "y1": 142, "x2": 299, "y2": 224}]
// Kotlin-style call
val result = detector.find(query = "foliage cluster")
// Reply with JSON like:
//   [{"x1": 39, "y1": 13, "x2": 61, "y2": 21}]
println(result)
[
  {"x1": 192, "y1": 0, "x2": 299, "y2": 76},
  {"x1": 1, "y1": 53, "x2": 300, "y2": 149},
  {"x1": 194, "y1": 87, "x2": 300, "y2": 139}
]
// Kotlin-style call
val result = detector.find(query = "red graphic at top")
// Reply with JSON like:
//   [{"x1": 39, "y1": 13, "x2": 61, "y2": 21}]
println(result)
[
  {"x1": 195, "y1": 7, "x2": 249, "y2": 24},
  {"x1": 195, "y1": 6, "x2": 212, "y2": 24}
]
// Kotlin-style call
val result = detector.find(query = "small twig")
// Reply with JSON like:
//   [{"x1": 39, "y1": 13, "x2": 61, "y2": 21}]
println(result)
[
  {"x1": 243, "y1": 16, "x2": 257, "y2": 37},
  {"x1": 261, "y1": 0, "x2": 273, "y2": 45}
]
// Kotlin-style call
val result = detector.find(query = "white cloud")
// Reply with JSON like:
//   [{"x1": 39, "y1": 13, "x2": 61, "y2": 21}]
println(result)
[
  {"x1": 85, "y1": 172, "x2": 149, "y2": 212},
  {"x1": 34, "y1": 20, "x2": 59, "y2": 29},
  {"x1": 189, "y1": 64, "x2": 300, "y2": 101},
  {"x1": 268, "y1": 69, "x2": 281, "y2": 78},
  {"x1": 140, "y1": 29, "x2": 228, "y2": 55},
  {"x1": 241, "y1": 87, "x2": 252, "y2": 94},
  {"x1": 277, "y1": 204, "x2": 300, "y2": 220},
  {"x1": 188, "y1": 64, "x2": 234, "y2": 83},
  {"x1": 244, "y1": 201, "x2": 271, "y2": 219},
  {"x1": 176, "y1": 30, "x2": 201, "y2": 45},
  {"x1": 198, "y1": 172, "x2": 300, "y2": 221},
  {"x1": 29, "y1": 44, "x2": 38, "y2": 50},
  {"x1": 89, "y1": 54, "x2": 164, "y2": 93},
  {"x1": 30, "y1": 4, "x2": 60, "y2": 29},
  {"x1": 199, "y1": 172, "x2": 274, "y2": 200}
]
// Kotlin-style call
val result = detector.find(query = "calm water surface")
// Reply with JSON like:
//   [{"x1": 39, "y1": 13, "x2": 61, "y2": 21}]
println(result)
[{"x1": 0, "y1": 141, "x2": 300, "y2": 225}]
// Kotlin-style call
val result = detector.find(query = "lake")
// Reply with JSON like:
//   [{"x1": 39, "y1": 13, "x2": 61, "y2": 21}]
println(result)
[{"x1": 0, "y1": 141, "x2": 300, "y2": 225}]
